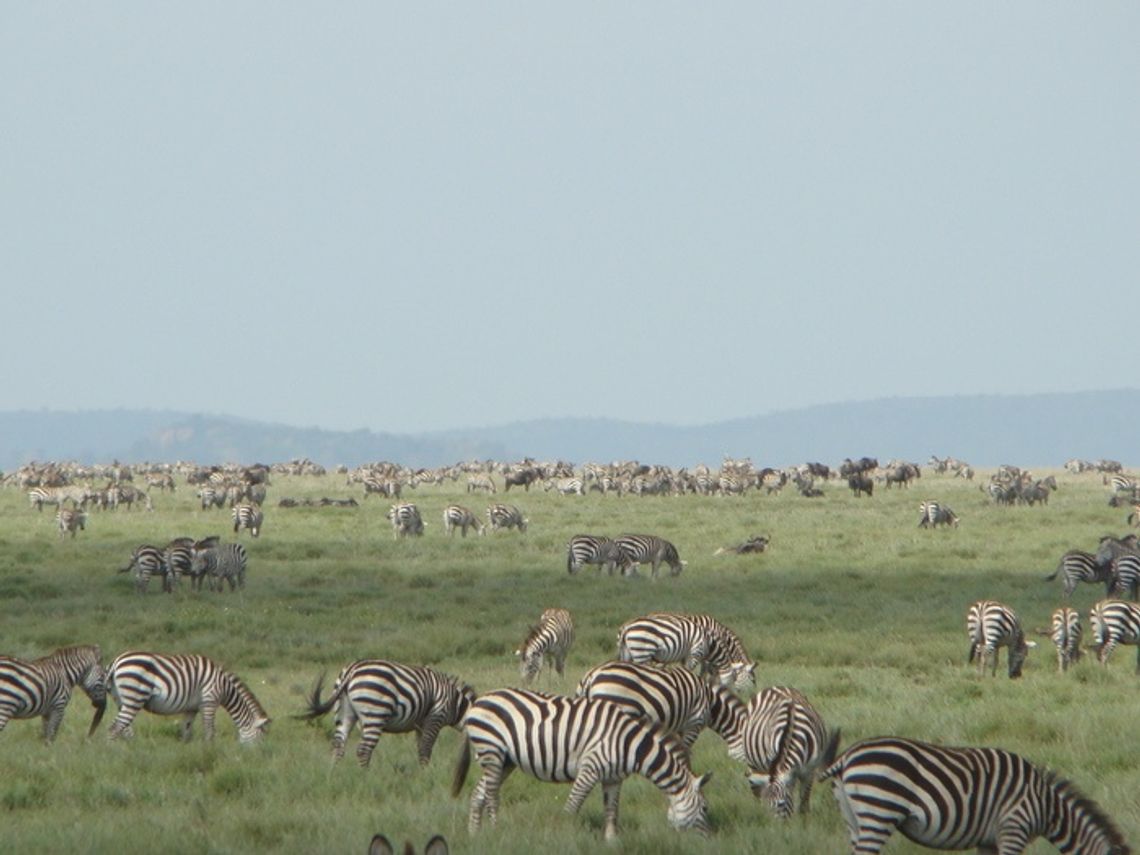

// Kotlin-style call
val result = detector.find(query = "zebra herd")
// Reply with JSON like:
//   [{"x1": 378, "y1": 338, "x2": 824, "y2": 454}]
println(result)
[
  {"x1": 386, "y1": 503, "x2": 529, "y2": 539},
  {"x1": 565, "y1": 533, "x2": 684, "y2": 578},
  {"x1": 288, "y1": 606, "x2": 1129, "y2": 851}
]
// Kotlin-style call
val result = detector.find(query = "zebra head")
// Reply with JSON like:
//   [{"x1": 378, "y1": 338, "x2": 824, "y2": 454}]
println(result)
[
  {"x1": 718, "y1": 661, "x2": 757, "y2": 692},
  {"x1": 747, "y1": 771, "x2": 793, "y2": 819},
  {"x1": 1008, "y1": 636, "x2": 1037, "y2": 679},
  {"x1": 665, "y1": 770, "x2": 713, "y2": 835}
]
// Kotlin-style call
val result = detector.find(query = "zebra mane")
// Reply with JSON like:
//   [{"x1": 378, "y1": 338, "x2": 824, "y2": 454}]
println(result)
[
  {"x1": 220, "y1": 669, "x2": 269, "y2": 718},
  {"x1": 1042, "y1": 769, "x2": 1130, "y2": 850}
]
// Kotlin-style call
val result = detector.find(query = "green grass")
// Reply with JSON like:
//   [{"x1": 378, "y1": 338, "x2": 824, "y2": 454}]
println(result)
[{"x1": 1, "y1": 469, "x2": 1137, "y2": 853}]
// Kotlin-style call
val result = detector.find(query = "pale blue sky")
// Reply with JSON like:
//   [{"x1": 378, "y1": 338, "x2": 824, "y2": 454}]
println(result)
[{"x1": 3, "y1": 4, "x2": 1137, "y2": 433}]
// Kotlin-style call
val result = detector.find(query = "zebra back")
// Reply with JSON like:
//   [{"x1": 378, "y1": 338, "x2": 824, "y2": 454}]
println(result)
[
  {"x1": 1050, "y1": 607, "x2": 1082, "y2": 672},
  {"x1": 1090, "y1": 599, "x2": 1140, "y2": 668},
  {"x1": 822, "y1": 736, "x2": 1130, "y2": 854},
  {"x1": 967, "y1": 600, "x2": 1032, "y2": 678}
]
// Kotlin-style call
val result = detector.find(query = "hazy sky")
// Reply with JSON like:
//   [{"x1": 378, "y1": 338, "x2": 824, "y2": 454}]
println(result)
[{"x1": 3, "y1": 4, "x2": 1137, "y2": 434}]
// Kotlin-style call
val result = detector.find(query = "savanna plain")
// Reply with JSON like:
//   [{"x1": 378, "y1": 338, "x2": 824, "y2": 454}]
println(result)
[{"x1": 1, "y1": 464, "x2": 1137, "y2": 854}]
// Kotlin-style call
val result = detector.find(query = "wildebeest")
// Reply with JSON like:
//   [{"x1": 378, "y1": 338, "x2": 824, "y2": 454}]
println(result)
[{"x1": 847, "y1": 474, "x2": 873, "y2": 497}]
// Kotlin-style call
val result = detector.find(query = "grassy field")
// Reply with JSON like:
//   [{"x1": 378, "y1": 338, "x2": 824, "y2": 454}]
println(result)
[{"x1": 1, "y1": 466, "x2": 1137, "y2": 853}]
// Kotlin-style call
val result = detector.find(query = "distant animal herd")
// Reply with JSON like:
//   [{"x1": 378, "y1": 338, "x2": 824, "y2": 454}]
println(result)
[{"x1": 2, "y1": 454, "x2": 1137, "y2": 853}]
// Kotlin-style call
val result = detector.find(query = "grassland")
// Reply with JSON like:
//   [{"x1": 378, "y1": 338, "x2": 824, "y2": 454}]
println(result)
[{"x1": 0, "y1": 467, "x2": 1137, "y2": 853}]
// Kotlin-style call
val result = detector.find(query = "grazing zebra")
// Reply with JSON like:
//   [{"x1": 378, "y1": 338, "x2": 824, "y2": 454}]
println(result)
[
  {"x1": 298, "y1": 659, "x2": 475, "y2": 767},
  {"x1": 485, "y1": 503, "x2": 527, "y2": 533},
  {"x1": 823, "y1": 736, "x2": 1130, "y2": 854},
  {"x1": 727, "y1": 686, "x2": 840, "y2": 819},
  {"x1": 576, "y1": 660, "x2": 746, "y2": 750},
  {"x1": 967, "y1": 600, "x2": 1034, "y2": 678},
  {"x1": 565, "y1": 534, "x2": 629, "y2": 576},
  {"x1": 1050, "y1": 606, "x2": 1082, "y2": 673},
  {"x1": 515, "y1": 608, "x2": 574, "y2": 683},
  {"x1": 191, "y1": 542, "x2": 248, "y2": 592},
  {"x1": 1089, "y1": 599, "x2": 1140, "y2": 671},
  {"x1": 387, "y1": 503, "x2": 425, "y2": 539},
  {"x1": 161, "y1": 537, "x2": 197, "y2": 592},
  {"x1": 617, "y1": 612, "x2": 756, "y2": 691},
  {"x1": 56, "y1": 507, "x2": 87, "y2": 539},
  {"x1": 466, "y1": 473, "x2": 496, "y2": 494},
  {"x1": 451, "y1": 688, "x2": 712, "y2": 840},
  {"x1": 613, "y1": 534, "x2": 685, "y2": 578},
  {"x1": 363, "y1": 476, "x2": 401, "y2": 500},
  {"x1": 544, "y1": 477, "x2": 585, "y2": 496},
  {"x1": 119, "y1": 544, "x2": 168, "y2": 594},
  {"x1": 107, "y1": 651, "x2": 270, "y2": 743},
  {"x1": 1044, "y1": 550, "x2": 1114, "y2": 599},
  {"x1": 442, "y1": 504, "x2": 484, "y2": 537},
  {"x1": 232, "y1": 503, "x2": 263, "y2": 538},
  {"x1": 917, "y1": 500, "x2": 959, "y2": 529},
  {"x1": 0, "y1": 645, "x2": 107, "y2": 742}
]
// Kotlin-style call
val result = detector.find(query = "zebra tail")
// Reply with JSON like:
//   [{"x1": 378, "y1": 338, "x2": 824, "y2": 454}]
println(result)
[
  {"x1": 450, "y1": 735, "x2": 471, "y2": 799},
  {"x1": 294, "y1": 673, "x2": 337, "y2": 721},
  {"x1": 87, "y1": 697, "x2": 107, "y2": 737},
  {"x1": 1043, "y1": 567, "x2": 1059, "y2": 581},
  {"x1": 820, "y1": 728, "x2": 842, "y2": 771},
  {"x1": 967, "y1": 644, "x2": 977, "y2": 663}
]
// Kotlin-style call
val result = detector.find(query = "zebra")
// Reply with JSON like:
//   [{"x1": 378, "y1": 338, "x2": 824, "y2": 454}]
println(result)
[
  {"x1": 450, "y1": 688, "x2": 712, "y2": 840},
  {"x1": 1089, "y1": 599, "x2": 1140, "y2": 671},
  {"x1": 486, "y1": 503, "x2": 527, "y2": 533},
  {"x1": 0, "y1": 645, "x2": 107, "y2": 743},
  {"x1": 196, "y1": 486, "x2": 226, "y2": 510},
  {"x1": 107, "y1": 651, "x2": 270, "y2": 743},
  {"x1": 576, "y1": 660, "x2": 746, "y2": 750},
  {"x1": 617, "y1": 612, "x2": 756, "y2": 691},
  {"x1": 387, "y1": 503, "x2": 425, "y2": 539},
  {"x1": 27, "y1": 486, "x2": 62, "y2": 512},
  {"x1": 160, "y1": 537, "x2": 198, "y2": 593},
  {"x1": 191, "y1": 542, "x2": 248, "y2": 592},
  {"x1": 515, "y1": 608, "x2": 574, "y2": 683},
  {"x1": 1050, "y1": 606, "x2": 1082, "y2": 673},
  {"x1": 613, "y1": 534, "x2": 685, "y2": 578},
  {"x1": 727, "y1": 686, "x2": 840, "y2": 819},
  {"x1": 232, "y1": 503, "x2": 263, "y2": 538},
  {"x1": 544, "y1": 477, "x2": 585, "y2": 496},
  {"x1": 917, "y1": 500, "x2": 959, "y2": 528},
  {"x1": 442, "y1": 504, "x2": 484, "y2": 537},
  {"x1": 967, "y1": 600, "x2": 1034, "y2": 678},
  {"x1": 1106, "y1": 553, "x2": 1140, "y2": 601},
  {"x1": 297, "y1": 659, "x2": 475, "y2": 767},
  {"x1": 1044, "y1": 549, "x2": 1114, "y2": 599},
  {"x1": 56, "y1": 507, "x2": 87, "y2": 539},
  {"x1": 822, "y1": 736, "x2": 1130, "y2": 854},
  {"x1": 565, "y1": 534, "x2": 630, "y2": 575},
  {"x1": 119, "y1": 544, "x2": 168, "y2": 594},
  {"x1": 466, "y1": 473, "x2": 496, "y2": 494}
]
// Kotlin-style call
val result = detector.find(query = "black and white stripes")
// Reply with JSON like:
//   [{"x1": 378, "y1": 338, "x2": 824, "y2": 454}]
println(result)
[
  {"x1": 515, "y1": 608, "x2": 574, "y2": 683},
  {"x1": 966, "y1": 600, "x2": 1032, "y2": 678},
  {"x1": 298, "y1": 659, "x2": 474, "y2": 767},
  {"x1": 0, "y1": 645, "x2": 106, "y2": 742},
  {"x1": 107, "y1": 651, "x2": 270, "y2": 743},
  {"x1": 451, "y1": 688, "x2": 712, "y2": 839},
  {"x1": 1090, "y1": 599, "x2": 1140, "y2": 671},
  {"x1": 822, "y1": 736, "x2": 1129, "y2": 854},
  {"x1": 617, "y1": 613, "x2": 756, "y2": 691}
]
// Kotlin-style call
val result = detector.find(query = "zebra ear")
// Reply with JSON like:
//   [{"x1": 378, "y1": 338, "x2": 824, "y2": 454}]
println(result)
[{"x1": 369, "y1": 835, "x2": 395, "y2": 855}]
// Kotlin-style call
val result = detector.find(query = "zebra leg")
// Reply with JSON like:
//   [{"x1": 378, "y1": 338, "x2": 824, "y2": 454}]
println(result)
[
  {"x1": 564, "y1": 759, "x2": 602, "y2": 816},
  {"x1": 601, "y1": 781, "x2": 622, "y2": 840},
  {"x1": 0, "y1": 709, "x2": 12, "y2": 733},
  {"x1": 416, "y1": 719, "x2": 444, "y2": 766},
  {"x1": 356, "y1": 720, "x2": 385, "y2": 767},
  {"x1": 331, "y1": 705, "x2": 358, "y2": 762},
  {"x1": 200, "y1": 700, "x2": 216, "y2": 741},
  {"x1": 41, "y1": 703, "x2": 67, "y2": 743},
  {"x1": 1098, "y1": 641, "x2": 1117, "y2": 666},
  {"x1": 180, "y1": 712, "x2": 197, "y2": 741},
  {"x1": 554, "y1": 651, "x2": 566, "y2": 677},
  {"x1": 108, "y1": 705, "x2": 141, "y2": 740}
]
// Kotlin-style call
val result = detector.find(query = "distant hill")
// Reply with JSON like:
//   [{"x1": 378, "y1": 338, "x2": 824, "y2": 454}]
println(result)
[{"x1": 1, "y1": 390, "x2": 1136, "y2": 471}]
